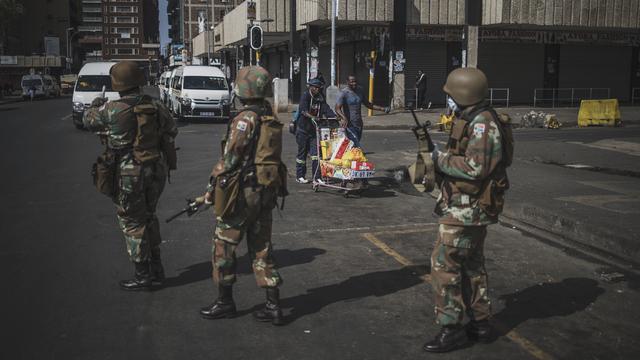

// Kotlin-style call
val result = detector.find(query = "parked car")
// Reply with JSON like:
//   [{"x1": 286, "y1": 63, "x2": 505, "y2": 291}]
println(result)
[
  {"x1": 72, "y1": 62, "x2": 120, "y2": 129},
  {"x1": 60, "y1": 74, "x2": 78, "y2": 94},
  {"x1": 21, "y1": 74, "x2": 60, "y2": 99},
  {"x1": 169, "y1": 65, "x2": 230, "y2": 121}
]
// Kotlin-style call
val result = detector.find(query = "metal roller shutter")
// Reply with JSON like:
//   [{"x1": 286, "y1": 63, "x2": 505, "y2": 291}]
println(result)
[
  {"x1": 338, "y1": 42, "x2": 355, "y2": 86},
  {"x1": 404, "y1": 40, "x2": 448, "y2": 106},
  {"x1": 559, "y1": 45, "x2": 632, "y2": 102},
  {"x1": 478, "y1": 43, "x2": 544, "y2": 105}
]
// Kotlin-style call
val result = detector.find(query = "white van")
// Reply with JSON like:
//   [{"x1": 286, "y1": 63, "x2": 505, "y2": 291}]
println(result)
[
  {"x1": 21, "y1": 74, "x2": 60, "y2": 99},
  {"x1": 158, "y1": 71, "x2": 170, "y2": 104},
  {"x1": 169, "y1": 66, "x2": 230, "y2": 121},
  {"x1": 72, "y1": 62, "x2": 119, "y2": 129}
]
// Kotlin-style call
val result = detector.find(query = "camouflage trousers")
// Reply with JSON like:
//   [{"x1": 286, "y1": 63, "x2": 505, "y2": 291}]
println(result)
[
  {"x1": 114, "y1": 157, "x2": 166, "y2": 263},
  {"x1": 430, "y1": 224, "x2": 490, "y2": 326},
  {"x1": 212, "y1": 186, "x2": 282, "y2": 288}
]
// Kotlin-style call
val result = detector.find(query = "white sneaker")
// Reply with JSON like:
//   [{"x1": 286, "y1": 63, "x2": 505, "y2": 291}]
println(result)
[
  {"x1": 315, "y1": 178, "x2": 325, "y2": 185},
  {"x1": 296, "y1": 177, "x2": 310, "y2": 184}
]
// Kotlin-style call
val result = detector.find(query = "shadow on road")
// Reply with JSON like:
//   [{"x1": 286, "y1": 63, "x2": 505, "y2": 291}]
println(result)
[
  {"x1": 240, "y1": 265, "x2": 428, "y2": 323},
  {"x1": 492, "y1": 278, "x2": 605, "y2": 340},
  {"x1": 162, "y1": 247, "x2": 327, "y2": 288}
]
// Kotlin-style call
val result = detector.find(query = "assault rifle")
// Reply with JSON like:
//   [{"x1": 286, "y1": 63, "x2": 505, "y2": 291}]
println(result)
[
  {"x1": 409, "y1": 109, "x2": 435, "y2": 153},
  {"x1": 165, "y1": 196, "x2": 212, "y2": 223}
]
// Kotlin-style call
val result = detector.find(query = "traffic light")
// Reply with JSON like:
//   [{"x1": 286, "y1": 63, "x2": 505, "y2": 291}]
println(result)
[{"x1": 249, "y1": 25, "x2": 263, "y2": 50}]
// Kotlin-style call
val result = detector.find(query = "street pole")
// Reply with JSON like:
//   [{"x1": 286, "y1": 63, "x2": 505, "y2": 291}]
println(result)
[
  {"x1": 66, "y1": 27, "x2": 73, "y2": 61},
  {"x1": 330, "y1": 0, "x2": 337, "y2": 86},
  {"x1": 367, "y1": 50, "x2": 375, "y2": 117}
]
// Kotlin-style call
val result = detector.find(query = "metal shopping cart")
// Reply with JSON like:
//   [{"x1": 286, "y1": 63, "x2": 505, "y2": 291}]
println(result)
[{"x1": 310, "y1": 117, "x2": 376, "y2": 198}]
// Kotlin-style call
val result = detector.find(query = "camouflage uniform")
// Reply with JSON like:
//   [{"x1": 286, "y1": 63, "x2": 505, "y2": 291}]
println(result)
[
  {"x1": 83, "y1": 95, "x2": 177, "y2": 264},
  {"x1": 431, "y1": 102, "x2": 505, "y2": 326},
  {"x1": 209, "y1": 108, "x2": 282, "y2": 289}
]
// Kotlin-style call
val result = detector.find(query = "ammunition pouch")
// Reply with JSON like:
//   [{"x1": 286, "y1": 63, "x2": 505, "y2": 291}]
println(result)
[
  {"x1": 213, "y1": 170, "x2": 242, "y2": 219},
  {"x1": 478, "y1": 168, "x2": 510, "y2": 217},
  {"x1": 160, "y1": 133, "x2": 177, "y2": 170},
  {"x1": 408, "y1": 151, "x2": 436, "y2": 193},
  {"x1": 91, "y1": 151, "x2": 117, "y2": 198}
]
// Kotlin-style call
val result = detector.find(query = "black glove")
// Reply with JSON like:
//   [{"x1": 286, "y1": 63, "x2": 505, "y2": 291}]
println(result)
[
  {"x1": 91, "y1": 97, "x2": 107, "y2": 108},
  {"x1": 288, "y1": 120, "x2": 297, "y2": 135}
]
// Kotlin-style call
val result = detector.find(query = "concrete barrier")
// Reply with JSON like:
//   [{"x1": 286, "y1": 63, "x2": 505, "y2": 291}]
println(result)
[{"x1": 577, "y1": 99, "x2": 622, "y2": 127}]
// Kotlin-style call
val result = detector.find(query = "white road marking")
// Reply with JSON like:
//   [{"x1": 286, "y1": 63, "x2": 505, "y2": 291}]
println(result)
[
  {"x1": 568, "y1": 139, "x2": 640, "y2": 157},
  {"x1": 274, "y1": 222, "x2": 436, "y2": 236}
]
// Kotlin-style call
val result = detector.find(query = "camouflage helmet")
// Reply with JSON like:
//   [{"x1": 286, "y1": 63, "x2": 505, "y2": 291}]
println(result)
[
  {"x1": 234, "y1": 66, "x2": 272, "y2": 100},
  {"x1": 443, "y1": 67, "x2": 488, "y2": 107},
  {"x1": 110, "y1": 61, "x2": 145, "y2": 92}
]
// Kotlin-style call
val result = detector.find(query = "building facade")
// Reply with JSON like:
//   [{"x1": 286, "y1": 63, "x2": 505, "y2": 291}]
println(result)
[
  {"x1": 202, "y1": 0, "x2": 640, "y2": 106},
  {"x1": 0, "y1": 0, "x2": 80, "y2": 87},
  {"x1": 100, "y1": 0, "x2": 161, "y2": 78},
  {"x1": 78, "y1": 0, "x2": 104, "y2": 63}
]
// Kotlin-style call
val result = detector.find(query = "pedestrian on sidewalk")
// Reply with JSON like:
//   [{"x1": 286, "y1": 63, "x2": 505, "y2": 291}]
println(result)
[
  {"x1": 334, "y1": 75, "x2": 390, "y2": 148},
  {"x1": 295, "y1": 78, "x2": 334, "y2": 184},
  {"x1": 199, "y1": 66, "x2": 286, "y2": 325},
  {"x1": 423, "y1": 67, "x2": 513, "y2": 353},
  {"x1": 83, "y1": 61, "x2": 178, "y2": 291},
  {"x1": 415, "y1": 70, "x2": 427, "y2": 109}
]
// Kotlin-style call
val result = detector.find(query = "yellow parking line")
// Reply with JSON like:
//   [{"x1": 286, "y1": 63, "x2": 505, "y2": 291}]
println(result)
[{"x1": 361, "y1": 231, "x2": 555, "y2": 360}]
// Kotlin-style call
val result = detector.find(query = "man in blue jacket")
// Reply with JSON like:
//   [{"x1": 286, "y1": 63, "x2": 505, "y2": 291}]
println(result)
[{"x1": 295, "y1": 79, "x2": 334, "y2": 183}]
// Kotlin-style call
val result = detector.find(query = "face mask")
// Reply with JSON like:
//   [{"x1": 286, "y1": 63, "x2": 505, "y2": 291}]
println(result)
[{"x1": 446, "y1": 97, "x2": 460, "y2": 113}]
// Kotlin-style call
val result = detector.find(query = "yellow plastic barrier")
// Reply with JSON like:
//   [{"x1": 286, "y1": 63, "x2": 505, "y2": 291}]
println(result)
[
  {"x1": 438, "y1": 113, "x2": 454, "y2": 132},
  {"x1": 577, "y1": 99, "x2": 622, "y2": 127}
]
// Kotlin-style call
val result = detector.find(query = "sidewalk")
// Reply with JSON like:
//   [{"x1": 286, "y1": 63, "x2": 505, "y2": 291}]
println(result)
[
  {"x1": 283, "y1": 103, "x2": 640, "y2": 129},
  {"x1": 363, "y1": 105, "x2": 640, "y2": 130},
  {"x1": 0, "y1": 95, "x2": 23, "y2": 106}
]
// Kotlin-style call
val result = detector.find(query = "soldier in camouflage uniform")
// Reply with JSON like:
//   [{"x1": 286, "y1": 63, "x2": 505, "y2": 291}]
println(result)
[
  {"x1": 423, "y1": 68, "x2": 510, "y2": 352},
  {"x1": 199, "y1": 66, "x2": 284, "y2": 325},
  {"x1": 84, "y1": 61, "x2": 178, "y2": 291}
]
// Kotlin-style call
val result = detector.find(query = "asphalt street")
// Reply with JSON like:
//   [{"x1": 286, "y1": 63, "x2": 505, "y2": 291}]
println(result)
[{"x1": 1, "y1": 97, "x2": 639, "y2": 360}]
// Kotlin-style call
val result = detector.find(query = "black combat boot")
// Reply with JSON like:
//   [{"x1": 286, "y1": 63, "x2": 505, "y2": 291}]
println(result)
[
  {"x1": 253, "y1": 288, "x2": 284, "y2": 326},
  {"x1": 200, "y1": 285, "x2": 237, "y2": 319},
  {"x1": 466, "y1": 319, "x2": 492, "y2": 343},
  {"x1": 149, "y1": 256, "x2": 165, "y2": 284},
  {"x1": 119, "y1": 262, "x2": 152, "y2": 291},
  {"x1": 423, "y1": 325, "x2": 468, "y2": 353}
]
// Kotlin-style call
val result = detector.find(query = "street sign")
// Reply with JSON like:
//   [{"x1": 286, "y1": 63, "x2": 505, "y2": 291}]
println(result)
[{"x1": 249, "y1": 25, "x2": 263, "y2": 50}]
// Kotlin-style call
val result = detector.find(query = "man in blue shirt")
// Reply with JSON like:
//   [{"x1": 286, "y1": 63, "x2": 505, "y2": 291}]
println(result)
[
  {"x1": 335, "y1": 75, "x2": 390, "y2": 148},
  {"x1": 295, "y1": 79, "x2": 334, "y2": 183}
]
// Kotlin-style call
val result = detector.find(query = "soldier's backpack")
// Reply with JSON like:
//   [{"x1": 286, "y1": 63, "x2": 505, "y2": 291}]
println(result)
[
  {"x1": 246, "y1": 104, "x2": 289, "y2": 206},
  {"x1": 132, "y1": 96, "x2": 177, "y2": 170}
]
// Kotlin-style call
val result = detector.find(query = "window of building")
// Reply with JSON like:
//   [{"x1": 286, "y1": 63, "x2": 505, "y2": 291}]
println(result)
[
  {"x1": 112, "y1": 16, "x2": 138, "y2": 23},
  {"x1": 110, "y1": 6, "x2": 138, "y2": 13},
  {"x1": 113, "y1": 48, "x2": 139, "y2": 55},
  {"x1": 111, "y1": 37, "x2": 139, "y2": 45},
  {"x1": 111, "y1": 27, "x2": 138, "y2": 35}
]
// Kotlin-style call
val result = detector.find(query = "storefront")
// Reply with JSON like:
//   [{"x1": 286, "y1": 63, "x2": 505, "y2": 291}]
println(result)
[
  {"x1": 478, "y1": 42, "x2": 545, "y2": 105},
  {"x1": 558, "y1": 44, "x2": 633, "y2": 102}
]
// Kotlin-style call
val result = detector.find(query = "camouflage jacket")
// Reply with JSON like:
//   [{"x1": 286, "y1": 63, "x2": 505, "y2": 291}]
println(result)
[
  {"x1": 83, "y1": 94, "x2": 177, "y2": 151},
  {"x1": 210, "y1": 107, "x2": 261, "y2": 180},
  {"x1": 435, "y1": 102, "x2": 504, "y2": 226}
]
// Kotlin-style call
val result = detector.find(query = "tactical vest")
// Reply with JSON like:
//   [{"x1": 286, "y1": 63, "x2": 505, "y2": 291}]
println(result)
[{"x1": 445, "y1": 105, "x2": 513, "y2": 217}]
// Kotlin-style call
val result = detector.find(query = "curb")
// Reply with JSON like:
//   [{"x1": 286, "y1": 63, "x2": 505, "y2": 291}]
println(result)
[
  {"x1": 0, "y1": 98, "x2": 23, "y2": 106},
  {"x1": 501, "y1": 203, "x2": 640, "y2": 267}
]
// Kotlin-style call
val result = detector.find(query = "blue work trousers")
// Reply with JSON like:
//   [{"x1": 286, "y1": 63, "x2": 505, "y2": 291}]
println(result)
[
  {"x1": 346, "y1": 126, "x2": 363, "y2": 148},
  {"x1": 295, "y1": 130, "x2": 319, "y2": 180}
]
